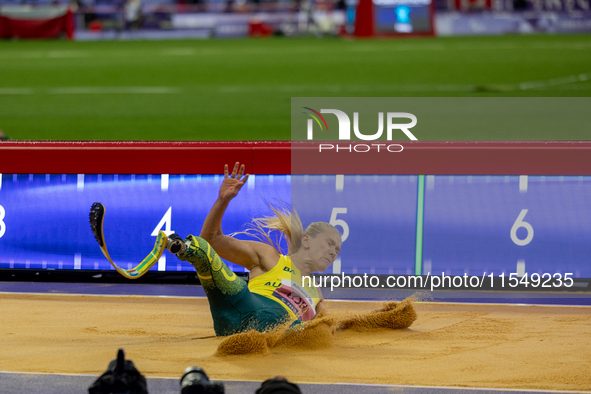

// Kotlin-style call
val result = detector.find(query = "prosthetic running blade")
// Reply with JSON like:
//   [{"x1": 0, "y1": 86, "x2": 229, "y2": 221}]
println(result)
[{"x1": 89, "y1": 202, "x2": 168, "y2": 279}]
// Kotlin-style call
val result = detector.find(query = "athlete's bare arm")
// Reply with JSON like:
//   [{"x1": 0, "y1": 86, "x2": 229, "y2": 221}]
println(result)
[{"x1": 200, "y1": 162, "x2": 279, "y2": 274}]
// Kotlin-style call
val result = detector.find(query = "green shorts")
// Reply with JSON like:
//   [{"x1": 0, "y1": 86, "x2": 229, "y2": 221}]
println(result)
[{"x1": 176, "y1": 235, "x2": 293, "y2": 336}]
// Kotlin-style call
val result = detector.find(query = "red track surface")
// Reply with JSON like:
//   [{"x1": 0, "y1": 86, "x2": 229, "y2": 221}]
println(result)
[{"x1": 0, "y1": 140, "x2": 590, "y2": 175}]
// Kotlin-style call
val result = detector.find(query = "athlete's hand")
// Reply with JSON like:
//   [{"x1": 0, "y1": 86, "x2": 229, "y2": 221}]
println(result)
[{"x1": 219, "y1": 162, "x2": 249, "y2": 202}]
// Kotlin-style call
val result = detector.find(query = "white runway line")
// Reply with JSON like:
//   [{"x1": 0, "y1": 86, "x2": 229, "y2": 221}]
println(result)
[
  {"x1": 519, "y1": 175, "x2": 528, "y2": 193},
  {"x1": 47, "y1": 86, "x2": 179, "y2": 94},
  {"x1": 517, "y1": 260, "x2": 526, "y2": 277},
  {"x1": 74, "y1": 254, "x2": 81, "y2": 270},
  {"x1": 161, "y1": 48, "x2": 197, "y2": 56},
  {"x1": 0, "y1": 50, "x2": 89, "y2": 59},
  {"x1": 332, "y1": 257, "x2": 342, "y2": 274},
  {"x1": 1, "y1": 40, "x2": 588, "y2": 60},
  {"x1": 77, "y1": 174, "x2": 84, "y2": 191},
  {"x1": 548, "y1": 83, "x2": 591, "y2": 90},
  {"x1": 217, "y1": 84, "x2": 478, "y2": 93},
  {"x1": 47, "y1": 50, "x2": 91, "y2": 58},
  {"x1": 0, "y1": 88, "x2": 34, "y2": 95},
  {"x1": 351, "y1": 44, "x2": 445, "y2": 51},
  {"x1": 3, "y1": 73, "x2": 589, "y2": 97},
  {"x1": 158, "y1": 255, "x2": 166, "y2": 271},
  {"x1": 335, "y1": 174, "x2": 344, "y2": 192},
  {"x1": 161, "y1": 174, "x2": 169, "y2": 191},
  {"x1": 426, "y1": 175, "x2": 435, "y2": 191},
  {"x1": 423, "y1": 259, "x2": 432, "y2": 274},
  {"x1": 519, "y1": 72, "x2": 591, "y2": 90},
  {"x1": 215, "y1": 73, "x2": 590, "y2": 93}
]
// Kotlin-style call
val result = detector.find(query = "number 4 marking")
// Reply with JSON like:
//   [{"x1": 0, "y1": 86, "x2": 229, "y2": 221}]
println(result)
[{"x1": 152, "y1": 207, "x2": 175, "y2": 236}]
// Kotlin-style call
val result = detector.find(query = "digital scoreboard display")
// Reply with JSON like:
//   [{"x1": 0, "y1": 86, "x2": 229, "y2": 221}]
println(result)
[
  {"x1": 1, "y1": 172, "x2": 590, "y2": 278},
  {"x1": 0, "y1": 173, "x2": 290, "y2": 274},
  {"x1": 372, "y1": 0, "x2": 434, "y2": 35}
]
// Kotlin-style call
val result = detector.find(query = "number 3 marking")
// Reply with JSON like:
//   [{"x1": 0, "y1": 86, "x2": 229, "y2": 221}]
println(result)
[
  {"x1": 511, "y1": 209, "x2": 533, "y2": 246},
  {"x1": 0, "y1": 205, "x2": 5, "y2": 238}
]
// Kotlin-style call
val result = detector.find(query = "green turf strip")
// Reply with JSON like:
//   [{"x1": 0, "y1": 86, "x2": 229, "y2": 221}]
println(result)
[
  {"x1": 415, "y1": 175, "x2": 425, "y2": 276},
  {"x1": 0, "y1": 35, "x2": 590, "y2": 140}
]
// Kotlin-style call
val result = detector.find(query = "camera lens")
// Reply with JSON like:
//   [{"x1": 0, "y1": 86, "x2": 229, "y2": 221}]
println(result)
[
  {"x1": 255, "y1": 376, "x2": 301, "y2": 394},
  {"x1": 180, "y1": 367, "x2": 224, "y2": 394}
]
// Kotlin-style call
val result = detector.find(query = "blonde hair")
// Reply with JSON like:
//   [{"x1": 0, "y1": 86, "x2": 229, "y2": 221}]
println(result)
[{"x1": 234, "y1": 201, "x2": 338, "y2": 255}]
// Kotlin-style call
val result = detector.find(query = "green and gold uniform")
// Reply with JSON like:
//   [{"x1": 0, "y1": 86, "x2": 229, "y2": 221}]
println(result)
[{"x1": 177, "y1": 235, "x2": 319, "y2": 336}]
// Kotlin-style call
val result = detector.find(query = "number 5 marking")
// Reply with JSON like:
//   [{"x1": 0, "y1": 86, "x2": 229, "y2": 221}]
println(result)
[
  {"x1": 330, "y1": 207, "x2": 349, "y2": 242},
  {"x1": 0, "y1": 205, "x2": 5, "y2": 238},
  {"x1": 511, "y1": 209, "x2": 533, "y2": 246}
]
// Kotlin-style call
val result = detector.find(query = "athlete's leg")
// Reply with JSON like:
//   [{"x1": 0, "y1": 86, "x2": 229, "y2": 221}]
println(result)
[{"x1": 176, "y1": 235, "x2": 289, "y2": 336}]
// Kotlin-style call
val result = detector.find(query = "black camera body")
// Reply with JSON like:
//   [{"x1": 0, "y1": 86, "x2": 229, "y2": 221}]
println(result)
[
  {"x1": 256, "y1": 376, "x2": 302, "y2": 394},
  {"x1": 88, "y1": 349, "x2": 148, "y2": 394},
  {"x1": 89, "y1": 350, "x2": 301, "y2": 394},
  {"x1": 180, "y1": 367, "x2": 225, "y2": 394}
]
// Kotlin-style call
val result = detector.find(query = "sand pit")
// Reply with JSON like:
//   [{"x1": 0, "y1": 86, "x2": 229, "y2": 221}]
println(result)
[{"x1": 1, "y1": 292, "x2": 590, "y2": 391}]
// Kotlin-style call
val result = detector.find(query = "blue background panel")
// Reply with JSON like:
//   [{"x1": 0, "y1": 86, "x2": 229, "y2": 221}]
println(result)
[
  {"x1": 292, "y1": 175, "x2": 418, "y2": 275},
  {"x1": 422, "y1": 176, "x2": 591, "y2": 277},
  {"x1": 375, "y1": 5, "x2": 432, "y2": 33},
  {"x1": 1, "y1": 174, "x2": 590, "y2": 278},
  {"x1": 0, "y1": 174, "x2": 290, "y2": 274}
]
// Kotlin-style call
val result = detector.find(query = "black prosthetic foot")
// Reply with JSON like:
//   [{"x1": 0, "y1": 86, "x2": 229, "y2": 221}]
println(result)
[{"x1": 89, "y1": 202, "x2": 105, "y2": 248}]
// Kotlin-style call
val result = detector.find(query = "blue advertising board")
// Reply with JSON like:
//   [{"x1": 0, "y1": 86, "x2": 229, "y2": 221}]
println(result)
[
  {"x1": 422, "y1": 175, "x2": 591, "y2": 278},
  {"x1": 1, "y1": 173, "x2": 590, "y2": 278},
  {"x1": 373, "y1": 0, "x2": 433, "y2": 34},
  {"x1": 0, "y1": 173, "x2": 290, "y2": 274}
]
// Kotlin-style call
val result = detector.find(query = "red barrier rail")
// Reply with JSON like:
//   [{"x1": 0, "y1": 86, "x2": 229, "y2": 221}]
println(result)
[{"x1": 1, "y1": 141, "x2": 590, "y2": 175}]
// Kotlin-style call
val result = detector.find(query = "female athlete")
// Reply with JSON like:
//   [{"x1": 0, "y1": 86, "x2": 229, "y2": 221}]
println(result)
[{"x1": 174, "y1": 162, "x2": 342, "y2": 337}]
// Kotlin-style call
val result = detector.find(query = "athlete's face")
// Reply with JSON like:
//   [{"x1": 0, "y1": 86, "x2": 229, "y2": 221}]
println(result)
[{"x1": 304, "y1": 229, "x2": 342, "y2": 271}]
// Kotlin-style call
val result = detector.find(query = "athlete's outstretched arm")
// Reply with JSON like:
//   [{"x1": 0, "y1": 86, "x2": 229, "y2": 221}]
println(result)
[{"x1": 200, "y1": 162, "x2": 278, "y2": 271}]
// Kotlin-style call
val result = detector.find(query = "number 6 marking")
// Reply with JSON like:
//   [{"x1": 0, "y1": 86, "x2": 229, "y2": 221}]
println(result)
[
  {"x1": 511, "y1": 209, "x2": 533, "y2": 246},
  {"x1": 330, "y1": 207, "x2": 349, "y2": 242},
  {"x1": 0, "y1": 205, "x2": 5, "y2": 238}
]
